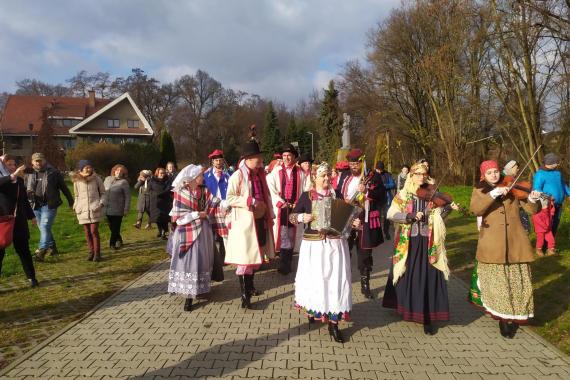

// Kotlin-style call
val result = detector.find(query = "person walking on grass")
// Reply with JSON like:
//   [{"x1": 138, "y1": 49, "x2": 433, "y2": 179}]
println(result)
[
  {"x1": 25, "y1": 152, "x2": 74, "y2": 261},
  {"x1": 532, "y1": 153, "x2": 570, "y2": 253},
  {"x1": 72, "y1": 160, "x2": 106, "y2": 262},
  {"x1": 151, "y1": 167, "x2": 173, "y2": 240},
  {"x1": 103, "y1": 165, "x2": 131, "y2": 250},
  {"x1": 134, "y1": 170, "x2": 153, "y2": 230},
  {"x1": 0, "y1": 155, "x2": 39, "y2": 287}
]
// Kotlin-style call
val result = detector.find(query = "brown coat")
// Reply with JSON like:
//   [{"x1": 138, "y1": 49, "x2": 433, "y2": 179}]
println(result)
[
  {"x1": 469, "y1": 182, "x2": 540, "y2": 264},
  {"x1": 72, "y1": 173, "x2": 106, "y2": 225}
]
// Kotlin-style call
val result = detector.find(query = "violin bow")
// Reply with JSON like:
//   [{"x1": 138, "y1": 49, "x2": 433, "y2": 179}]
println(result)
[{"x1": 506, "y1": 145, "x2": 542, "y2": 192}]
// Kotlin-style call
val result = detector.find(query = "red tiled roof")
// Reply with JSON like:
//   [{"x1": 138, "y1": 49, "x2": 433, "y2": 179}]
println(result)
[{"x1": 0, "y1": 95, "x2": 112, "y2": 135}]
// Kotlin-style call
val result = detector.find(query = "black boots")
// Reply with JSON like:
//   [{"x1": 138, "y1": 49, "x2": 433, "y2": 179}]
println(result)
[
  {"x1": 29, "y1": 278, "x2": 39, "y2": 288},
  {"x1": 250, "y1": 273, "x2": 263, "y2": 296},
  {"x1": 308, "y1": 316, "x2": 315, "y2": 327},
  {"x1": 184, "y1": 298, "x2": 193, "y2": 312},
  {"x1": 499, "y1": 321, "x2": 518, "y2": 338},
  {"x1": 278, "y1": 249, "x2": 292, "y2": 275},
  {"x1": 360, "y1": 272, "x2": 373, "y2": 299},
  {"x1": 239, "y1": 275, "x2": 252, "y2": 309},
  {"x1": 87, "y1": 252, "x2": 94, "y2": 261},
  {"x1": 424, "y1": 323, "x2": 436, "y2": 335},
  {"x1": 328, "y1": 322, "x2": 344, "y2": 343}
]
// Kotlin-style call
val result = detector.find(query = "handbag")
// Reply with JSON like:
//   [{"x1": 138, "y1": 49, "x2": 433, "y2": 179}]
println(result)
[{"x1": 0, "y1": 183, "x2": 19, "y2": 249}]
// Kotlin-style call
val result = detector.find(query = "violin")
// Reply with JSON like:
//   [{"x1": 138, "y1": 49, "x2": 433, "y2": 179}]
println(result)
[
  {"x1": 497, "y1": 176, "x2": 549, "y2": 201},
  {"x1": 416, "y1": 184, "x2": 470, "y2": 217}
]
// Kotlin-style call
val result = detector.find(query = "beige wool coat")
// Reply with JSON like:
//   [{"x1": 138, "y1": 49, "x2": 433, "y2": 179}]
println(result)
[
  {"x1": 72, "y1": 173, "x2": 106, "y2": 225},
  {"x1": 469, "y1": 182, "x2": 540, "y2": 264},
  {"x1": 225, "y1": 167, "x2": 275, "y2": 266}
]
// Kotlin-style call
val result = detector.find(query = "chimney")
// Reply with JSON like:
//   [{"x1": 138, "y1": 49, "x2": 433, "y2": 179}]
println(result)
[{"x1": 87, "y1": 90, "x2": 96, "y2": 108}]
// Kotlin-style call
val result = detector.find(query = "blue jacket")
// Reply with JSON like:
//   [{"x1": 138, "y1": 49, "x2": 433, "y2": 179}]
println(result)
[
  {"x1": 379, "y1": 171, "x2": 395, "y2": 206},
  {"x1": 532, "y1": 168, "x2": 570, "y2": 205},
  {"x1": 203, "y1": 167, "x2": 230, "y2": 200}
]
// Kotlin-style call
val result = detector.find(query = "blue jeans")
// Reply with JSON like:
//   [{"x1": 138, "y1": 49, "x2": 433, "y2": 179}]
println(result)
[{"x1": 33, "y1": 205, "x2": 58, "y2": 250}]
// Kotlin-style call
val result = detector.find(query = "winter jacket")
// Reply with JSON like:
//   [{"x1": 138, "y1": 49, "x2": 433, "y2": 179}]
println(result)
[
  {"x1": 25, "y1": 165, "x2": 73, "y2": 210},
  {"x1": 532, "y1": 168, "x2": 570, "y2": 205},
  {"x1": 470, "y1": 181, "x2": 540, "y2": 264},
  {"x1": 103, "y1": 176, "x2": 131, "y2": 216},
  {"x1": 72, "y1": 172, "x2": 106, "y2": 225},
  {"x1": 0, "y1": 176, "x2": 35, "y2": 240}
]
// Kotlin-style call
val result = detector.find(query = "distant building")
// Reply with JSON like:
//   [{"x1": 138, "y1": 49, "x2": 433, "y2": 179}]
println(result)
[{"x1": 0, "y1": 90, "x2": 153, "y2": 160}]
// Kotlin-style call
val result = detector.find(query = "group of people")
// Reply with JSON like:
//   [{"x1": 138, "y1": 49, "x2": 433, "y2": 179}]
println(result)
[
  {"x1": 0, "y1": 140, "x2": 567, "y2": 344},
  {"x1": 165, "y1": 137, "x2": 569, "y2": 344},
  {"x1": 0, "y1": 151, "x2": 181, "y2": 287}
]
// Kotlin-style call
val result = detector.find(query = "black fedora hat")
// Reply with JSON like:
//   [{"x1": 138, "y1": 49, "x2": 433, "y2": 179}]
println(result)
[
  {"x1": 281, "y1": 143, "x2": 298, "y2": 157},
  {"x1": 241, "y1": 139, "x2": 264, "y2": 159},
  {"x1": 298, "y1": 152, "x2": 313, "y2": 164}
]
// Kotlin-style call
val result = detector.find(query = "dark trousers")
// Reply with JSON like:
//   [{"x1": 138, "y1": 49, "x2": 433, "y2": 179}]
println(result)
[
  {"x1": 0, "y1": 237, "x2": 36, "y2": 280},
  {"x1": 83, "y1": 223, "x2": 100, "y2": 254},
  {"x1": 552, "y1": 204, "x2": 563, "y2": 236},
  {"x1": 348, "y1": 231, "x2": 373, "y2": 275},
  {"x1": 107, "y1": 215, "x2": 123, "y2": 246},
  {"x1": 156, "y1": 216, "x2": 170, "y2": 235}
]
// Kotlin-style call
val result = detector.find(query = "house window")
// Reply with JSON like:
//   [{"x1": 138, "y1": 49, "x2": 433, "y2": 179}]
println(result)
[
  {"x1": 107, "y1": 119, "x2": 120, "y2": 128},
  {"x1": 127, "y1": 120, "x2": 139, "y2": 128},
  {"x1": 63, "y1": 119, "x2": 73, "y2": 127},
  {"x1": 9, "y1": 137, "x2": 24, "y2": 150}
]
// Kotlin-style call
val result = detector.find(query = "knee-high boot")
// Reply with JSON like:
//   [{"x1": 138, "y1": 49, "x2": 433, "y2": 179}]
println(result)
[{"x1": 239, "y1": 276, "x2": 252, "y2": 309}]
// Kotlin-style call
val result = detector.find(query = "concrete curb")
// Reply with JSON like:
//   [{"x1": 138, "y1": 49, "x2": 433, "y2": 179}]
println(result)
[{"x1": 0, "y1": 259, "x2": 169, "y2": 376}]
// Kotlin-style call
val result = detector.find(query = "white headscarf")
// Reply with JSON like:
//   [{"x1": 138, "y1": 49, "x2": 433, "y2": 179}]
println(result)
[{"x1": 171, "y1": 164, "x2": 203, "y2": 192}]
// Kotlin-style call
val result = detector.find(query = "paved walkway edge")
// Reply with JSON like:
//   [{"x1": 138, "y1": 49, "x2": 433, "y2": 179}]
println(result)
[
  {"x1": 451, "y1": 273, "x2": 570, "y2": 365},
  {"x1": 2, "y1": 260, "x2": 569, "y2": 377},
  {"x1": 0, "y1": 259, "x2": 169, "y2": 376}
]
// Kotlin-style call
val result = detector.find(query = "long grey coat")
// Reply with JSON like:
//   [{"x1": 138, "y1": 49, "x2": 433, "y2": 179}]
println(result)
[{"x1": 103, "y1": 176, "x2": 131, "y2": 216}]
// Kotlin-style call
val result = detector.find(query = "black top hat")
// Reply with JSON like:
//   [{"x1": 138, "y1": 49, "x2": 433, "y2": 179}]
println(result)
[
  {"x1": 298, "y1": 152, "x2": 313, "y2": 164},
  {"x1": 241, "y1": 140, "x2": 263, "y2": 158},
  {"x1": 280, "y1": 143, "x2": 299, "y2": 157}
]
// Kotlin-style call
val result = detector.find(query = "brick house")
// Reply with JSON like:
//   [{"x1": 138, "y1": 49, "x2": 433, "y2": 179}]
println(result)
[{"x1": 0, "y1": 91, "x2": 153, "y2": 161}]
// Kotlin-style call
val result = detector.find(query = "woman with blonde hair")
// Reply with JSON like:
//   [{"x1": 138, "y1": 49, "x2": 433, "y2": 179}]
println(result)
[
  {"x1": 72, "y1": 160, "x2": 106, "y2": 261},
  {"x1": 104, "y1": 164, "x2": 131, "y2": 249},
  {"x1": 382, "y1": 162, "x2": 457, "y2": 334}
]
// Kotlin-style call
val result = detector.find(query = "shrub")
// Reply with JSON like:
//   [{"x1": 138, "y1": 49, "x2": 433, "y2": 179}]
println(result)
[{"x1": 66, "y1": 141, "x2": 160, "y2": 182}]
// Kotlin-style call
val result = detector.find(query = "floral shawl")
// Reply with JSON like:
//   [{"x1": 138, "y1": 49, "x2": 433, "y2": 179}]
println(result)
[{"x1": 389, "y1": 190, "x2": 450, "y2": 284}]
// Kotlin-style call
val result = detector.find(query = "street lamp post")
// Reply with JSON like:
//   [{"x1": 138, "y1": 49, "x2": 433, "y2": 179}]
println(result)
[{"x1": 307, "y1": 131, "x2": 314, "y2": 159}]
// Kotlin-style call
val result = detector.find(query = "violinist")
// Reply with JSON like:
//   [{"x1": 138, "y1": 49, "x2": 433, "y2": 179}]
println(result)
[
  {"x1": 335, "y1": 149, "x2": 386, "y2": 299},
  {"x1": 469, "y1": 160, "x2": 541, "y2": 338},
  {"x1": 382, "y1": 162, "x2": 457, "y2": 335},
  {"x1": 503, "y1": 160, "x2": 530, "y2": 233}
]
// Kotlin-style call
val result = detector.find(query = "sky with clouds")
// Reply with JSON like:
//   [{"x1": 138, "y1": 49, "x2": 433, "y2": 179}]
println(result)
[{"x1": 0, "y1": 0, "x2": 399, "y2": 106}]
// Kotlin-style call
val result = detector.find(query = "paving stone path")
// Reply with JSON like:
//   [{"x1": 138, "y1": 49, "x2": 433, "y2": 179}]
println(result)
[{"x1": 2, "y1": 243, "x2": 569, "y2": 379}]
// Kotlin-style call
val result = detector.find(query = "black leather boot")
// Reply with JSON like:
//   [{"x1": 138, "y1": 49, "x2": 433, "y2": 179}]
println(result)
[
  {"x1": 360, "y1": 274, "x2": 373, "y2": 299},
  {"x1": 278, "y1": 249, "x2": 292, "y2": 275},
  {"x1": 239, "y1": 276, "x2": 251, "y2": 309},
  {"x1": 250, "y1": 273, "x2": 263, "y2": 296},
  {"x1": 308, "y1": 316, "x2": 315, "y2": 327},
  {"x1": 507, "y1": 322, "x2": 519, "y2": 338},
  {"x1": 499, "y1": 321, "x2": 510, "y2": 338},
  {"x1": 328, "y1": 322, "x2": 344, "y2": 343},
  {"x1": 184, "y1": 298, "x2": 193, "y2": 312}
]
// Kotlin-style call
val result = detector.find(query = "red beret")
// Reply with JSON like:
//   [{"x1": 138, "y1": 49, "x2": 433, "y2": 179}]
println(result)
[
  {"x1": 335, "y1": 160, "x2": 349, "y2": 170},
  {"x1": 346, "y1": 149, "x2": 364, "y2": 162},
  {"x1": 208, "y1": 149, "x2": 224, "y2": 159}
]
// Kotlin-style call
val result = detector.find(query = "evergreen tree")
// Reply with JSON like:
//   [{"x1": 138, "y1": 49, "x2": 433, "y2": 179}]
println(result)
[
  {"x1": 34, "y1": 106, "x2": 65, "y2": 169},
  {"x1": 317, "y1": 80, "x2": 342, "y2": 163},
  {"x1": 261, "y1": 102, "x2": 281, "y2": 162},
  {"x1": 286, "y1": 118, "x2": 299, "y2": 144},
  {"x1": 159, "y1": 128, "x2": 177, "y2": 166}
]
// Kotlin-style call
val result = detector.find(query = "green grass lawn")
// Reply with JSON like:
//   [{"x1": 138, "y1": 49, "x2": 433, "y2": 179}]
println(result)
[
  {"x1": 442, "y1": 186, "x2": 570, "y2": 355},
  {"x1": 0, "y1": 185, "x2": 167, "y2": 369}
]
